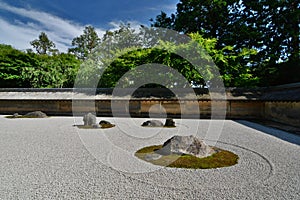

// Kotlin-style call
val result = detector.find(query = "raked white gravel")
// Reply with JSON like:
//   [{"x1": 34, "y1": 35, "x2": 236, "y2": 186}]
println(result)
[{"x1": 0, "y1": 116, "x2": 299, "y2": 199}]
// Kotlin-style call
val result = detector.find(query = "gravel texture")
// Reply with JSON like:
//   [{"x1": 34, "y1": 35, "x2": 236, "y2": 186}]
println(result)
[{"x1": 0, "y1": 116, "x2": 299, "y2": 199}]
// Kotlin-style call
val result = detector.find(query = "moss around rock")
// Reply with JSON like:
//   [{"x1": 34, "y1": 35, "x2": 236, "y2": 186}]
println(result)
[
  {"x1": 75, "y1": 120, "x2": 115, "y2": 129},
  {"x1": 157, "y1": 135, "x2": 216, "y2": 158},
  {"x1": 135, "y1": 145, "x2": 239, "y2": 169},
  {"x1": 76, "y1": 124, "x2": 115, "y2": 129}
]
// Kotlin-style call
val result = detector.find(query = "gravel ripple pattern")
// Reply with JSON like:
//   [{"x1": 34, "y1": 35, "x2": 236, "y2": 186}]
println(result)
[{"x1": 0, "y1": 116, "x2": 299, "y2": 199}]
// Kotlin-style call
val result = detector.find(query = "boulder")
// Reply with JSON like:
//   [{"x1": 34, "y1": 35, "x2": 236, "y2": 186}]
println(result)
[
  {"x1": 13, "y1": 113, "x2": 19, "y2": 118},
  {"x1": 157, "y1": 135, "x2": 216, "y2": 158},
  {"x1": 164, "y1": 118, "x2": 175, "y2": 127},
  {"x1": 99, "y1": 120, "x2": 115, "y2": 128},
  {"x1": 141, "y1": 120, "x2": 164, "y2": 127},
  {"x1": 83, "y1": 113, "x2": 97, "y2": 126},
  {"x1": 99, "y1": 120, "x2": 111, "y2": 125},
  {"x1": 24, "y1": 111, "x2": 47, "y2": 118}
]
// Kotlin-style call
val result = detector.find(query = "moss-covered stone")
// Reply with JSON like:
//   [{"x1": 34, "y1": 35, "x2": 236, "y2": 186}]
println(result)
[{"x1": 135, "y1": 145, "x2": 239, "y2": 169}]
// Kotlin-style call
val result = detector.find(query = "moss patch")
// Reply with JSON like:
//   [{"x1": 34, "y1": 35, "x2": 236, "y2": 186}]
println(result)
[
  {"x1": 141, "y1": 126, "x2": 176, "y2": 128},
  {"x1": 135, "y1": 145, "x2": 239, "y2": 169},
  {"x1": 75, "y1": 124, "x2": 115, "y2": 129},
  {"x1": 100, "y1": 124, "x2": 116, "y2": 129}
]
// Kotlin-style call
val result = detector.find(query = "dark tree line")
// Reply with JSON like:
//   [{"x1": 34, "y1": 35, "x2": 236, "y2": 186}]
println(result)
[{"x1": 151, "y1": 0, "x2": 300, "y2": 85}]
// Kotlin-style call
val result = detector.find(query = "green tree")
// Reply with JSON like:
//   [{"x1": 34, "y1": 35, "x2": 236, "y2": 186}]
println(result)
[
  {"x1": 30, "y1": 32, "x2": 57, "y2": 55},
  {"x1": 150, "y1": 11, "x2": 175, "y2": 29},
  {"x1": 155, "y1": 32, "x2": 258, "y2": 87},
  {"x1": 151, "y1": 0, "x2": 238, "y2": 45},
  {"x1": 78, "y1": 25, "x2": 257, "y2": 88},
  {"x1": 75, "y1": 24, "x2": 144, "y2": 87},
  {"x1": 21, "y1": 53, "x2": 81, "y2": 88},
  {"x1": 0, "y1": 44, "x2": 38, "y2": 87},
  {"x1": 151, "y1": 0, "x2": 300, "y2": 86},
  {"x1": 244, "y1": 1, "x2": 299, "y2": 61},
  {"x1": 69, "y1": 26, "x2": 100, "y2": 60}
]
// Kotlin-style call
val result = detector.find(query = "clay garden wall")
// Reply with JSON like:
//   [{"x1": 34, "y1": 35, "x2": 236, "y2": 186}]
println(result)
[{"x1": 0, "y1": 83, "x2": 299, "y2": 127}]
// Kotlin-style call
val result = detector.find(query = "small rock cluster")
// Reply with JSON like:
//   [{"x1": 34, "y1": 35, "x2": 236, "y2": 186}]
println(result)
[
  {"x1": 141, "y1": 118, "x2": 176, "y2": 127},
  {"x1": 83, "y1": 113, "x2": 115, "y2": 128}
]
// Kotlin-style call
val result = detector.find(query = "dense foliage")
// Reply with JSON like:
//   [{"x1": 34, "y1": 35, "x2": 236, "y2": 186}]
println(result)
[
  {"x1": 76, "y1": 25, "x2": 258, "y2": 88},
  {"x1": 0, "y1": 44, "x2": 80, "y2": 88},
  {"x1": 0, "y1": 0, "x2": 299, "y2": 88},
  {"x1": 151, "y1": 0, "x2": 300, "y2": 86}
]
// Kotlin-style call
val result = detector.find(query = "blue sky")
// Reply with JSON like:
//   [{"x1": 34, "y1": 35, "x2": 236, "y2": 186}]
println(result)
[{"x1": 0, "y1": 0, "x2": 178, "y2": 52}]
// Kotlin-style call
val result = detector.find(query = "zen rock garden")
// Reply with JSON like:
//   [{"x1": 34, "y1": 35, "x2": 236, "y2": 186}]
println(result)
[
  {"x1": 1, "y1": 114, "x2": 299, "y2": 198},
  {"x1": 6, "y1": 110, "x2": 238, "y2": 169}
]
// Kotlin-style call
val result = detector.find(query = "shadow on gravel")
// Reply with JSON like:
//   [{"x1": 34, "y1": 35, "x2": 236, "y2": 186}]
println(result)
[{"x1": 235, "y1": 120, "x2": 300, "y2": 146}]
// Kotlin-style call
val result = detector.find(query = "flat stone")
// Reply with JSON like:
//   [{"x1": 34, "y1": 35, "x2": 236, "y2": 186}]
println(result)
[
  {"x1": 141, "y1": 120, "x2": 164, "y2": 127},
  {"x1": 24, "y1": 111, "x2": 47, "y2": 118}
]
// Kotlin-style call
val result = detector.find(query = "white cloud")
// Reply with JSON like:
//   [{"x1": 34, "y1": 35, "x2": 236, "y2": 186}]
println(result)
[
  {"x1": 0, "y1": 18, "x2": 37, "y2": 50},
  {"x1": 0, "y1": 2, "x2": 150, "y2": 52},
  {"x1": 147, "y1": 3, "x2": 177, "y2": 13},
  {"x1": 0, "y1": 2, "x2": 106, "y2": 52}
]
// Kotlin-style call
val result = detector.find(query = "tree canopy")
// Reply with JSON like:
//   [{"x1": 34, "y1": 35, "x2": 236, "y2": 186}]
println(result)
[
  {"x1": 69, "y1": 26, "x2": 100, "y2": 60},
  {"x1": 0, "y1": 44, "x2": 80, "y2": 88},
  {"x1": 151, "y1": 0, "x2": 300, "y2": 85},
  {"x1": 30, "y1": 32, "x2": 58, "y2": 55},
  {"x1": 75, "y1": 25, "x2": 258, "y2": 88}
]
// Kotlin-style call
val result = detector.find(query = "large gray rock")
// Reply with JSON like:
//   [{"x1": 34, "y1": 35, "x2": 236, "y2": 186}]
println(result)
[
  {"x1": 164, "y1": 118, "x2": 175, "y2": 127},
  {"x1": 141, "y1": 120, "x2": 164, "y2": 127},
  {"x1": 24, "y1": 111, "x2": 47, "y2": 118},
  {"x1": 157, "y1": 135, "x2": 216, "y2": 158},
  {"x1": 83, "y1": 113, "x2": 97, "y2": 126}
]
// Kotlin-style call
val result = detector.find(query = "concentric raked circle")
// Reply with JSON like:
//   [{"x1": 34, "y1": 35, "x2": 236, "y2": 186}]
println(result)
[{"x1": 126, "y1": 141, "x2": 274, "y2": 191}]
